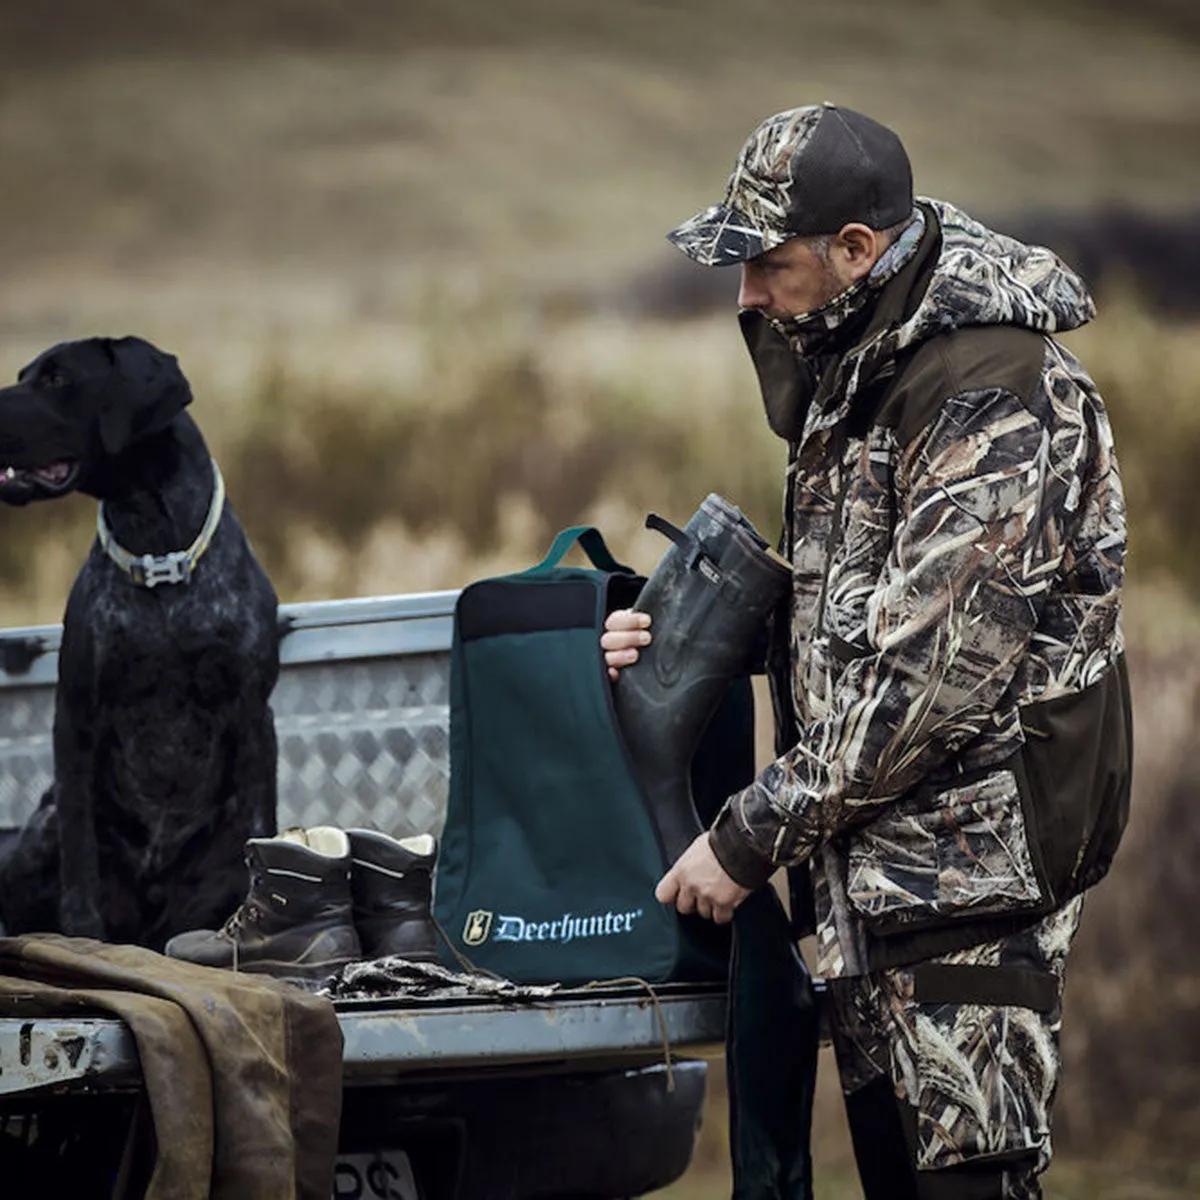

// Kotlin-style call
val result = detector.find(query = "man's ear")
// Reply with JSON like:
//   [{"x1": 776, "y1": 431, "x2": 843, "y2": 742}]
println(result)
[
  {"x1": 97, "y1": 336, "x2": 193, "y2": 456},
  {"x1": 831, "y1": 224, "x2": 883, "y2": 285}
]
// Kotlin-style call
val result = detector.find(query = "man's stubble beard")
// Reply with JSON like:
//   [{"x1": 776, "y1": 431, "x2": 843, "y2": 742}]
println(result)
[{"x1": 766, "y1": 254, "x2": 848, "y2": 325}]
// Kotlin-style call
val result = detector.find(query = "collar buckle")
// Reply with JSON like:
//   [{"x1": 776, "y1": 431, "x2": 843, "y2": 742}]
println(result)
[{"x1": 132, "y1": 551, "x2": 192, "y2": 588}]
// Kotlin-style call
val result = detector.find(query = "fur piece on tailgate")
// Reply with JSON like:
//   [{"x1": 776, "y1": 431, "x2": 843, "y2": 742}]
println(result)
[{"x1": 0, "y1": 336, "x2": 279, "y2": 950}]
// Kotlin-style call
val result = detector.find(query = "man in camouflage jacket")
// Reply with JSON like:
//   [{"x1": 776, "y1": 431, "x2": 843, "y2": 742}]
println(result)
[{"x1": 604, "y1": 104, "x2": 1131, "y2": 1199}]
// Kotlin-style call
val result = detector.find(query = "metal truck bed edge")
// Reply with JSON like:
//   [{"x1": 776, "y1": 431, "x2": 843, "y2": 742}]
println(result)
[{"x1": 0, "y1": 982, "x2": 727, "y2": 1098}]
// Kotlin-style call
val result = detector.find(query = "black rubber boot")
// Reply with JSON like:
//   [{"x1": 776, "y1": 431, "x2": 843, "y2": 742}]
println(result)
[
  {"x1": 164, "y1": 826, "x2": 361, "y2": 981},
  {"x1": 613, "y1": 493, "x2": 791, "y2": 865},
  {"x1": 348, "y1": 829, "x2": 439, "y2": 961}
]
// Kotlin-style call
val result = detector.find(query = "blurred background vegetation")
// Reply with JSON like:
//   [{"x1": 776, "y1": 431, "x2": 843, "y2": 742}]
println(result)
[{"x1": 1, "y1": 2, "x2": 1198, "y2": 1195}]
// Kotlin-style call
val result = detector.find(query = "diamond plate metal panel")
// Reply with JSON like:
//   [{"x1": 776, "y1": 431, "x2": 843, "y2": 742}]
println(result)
[
  {"x1": 0, "y1": 646, "x2": 451, "y2": 840},
  {"x1": 0, "y1": 687, "x2": 55, "y2": 828},
  {"x1": 273, "y1": 653, "x2": 449, "y2": 838}
]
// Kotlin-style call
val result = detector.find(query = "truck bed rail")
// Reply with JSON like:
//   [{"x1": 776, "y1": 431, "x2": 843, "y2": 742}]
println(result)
[{"x1": 0, "y1": 982, "x2": 726, "y2": 1099}]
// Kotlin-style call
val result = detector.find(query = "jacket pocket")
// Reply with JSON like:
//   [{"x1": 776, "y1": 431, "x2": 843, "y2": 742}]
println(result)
[
  {"x1": 911, "y1": 994, "x2": 1056, "y2": 1171},
  {"x1": 845, "y1": 769, "x2": 1044, "y2": 932}
]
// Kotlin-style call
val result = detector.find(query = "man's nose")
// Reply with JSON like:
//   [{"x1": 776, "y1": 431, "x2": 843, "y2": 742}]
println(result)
[{"x1": 737, "y1": 265, "x2": 767, "y2": 309}]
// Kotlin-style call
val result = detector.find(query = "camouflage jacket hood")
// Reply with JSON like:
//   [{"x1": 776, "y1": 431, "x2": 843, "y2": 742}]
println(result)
[
  {"x1": 743, "y1": 199, "x2": 1097, "y2": 447},
  {"x1": 894, "y1": 198, "x2": 1094, "y2": 349},
  {"x1": 714, "y1": 201, "x2": 1130, "y2": 978}
]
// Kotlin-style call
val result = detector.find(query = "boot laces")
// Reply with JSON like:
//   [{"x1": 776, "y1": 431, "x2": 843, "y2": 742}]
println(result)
[{"x1": 220, "y1": 901, "x2": 261, "y2": 974}]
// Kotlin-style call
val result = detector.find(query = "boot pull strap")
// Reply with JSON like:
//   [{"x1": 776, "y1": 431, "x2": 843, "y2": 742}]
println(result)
[
  {"x1": 645, "y1": 513, "x2": 724, "y2": 585},
  {"x1": 525, "y1": 525, "x2": 635, "y2": 576},
  {"x1": 646, "y1": 512, "x2": 746, "y2": 605}
]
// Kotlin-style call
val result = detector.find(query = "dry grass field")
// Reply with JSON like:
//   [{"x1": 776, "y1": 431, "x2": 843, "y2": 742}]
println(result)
[{"x1": 1, "y1": 2, "x2": 1198, "y2": 1194}]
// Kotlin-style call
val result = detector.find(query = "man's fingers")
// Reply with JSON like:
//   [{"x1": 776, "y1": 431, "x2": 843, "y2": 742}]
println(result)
[
  {"x1": 602, "y1": 613, "x2": 652, "y2": 677},
  {"x1": 602, "y1": 631, "x2": 651, "y2": 678},
  {"x1": 604, "y1": 647, "x2": 640, "y2": 677},
  {"x1": 601, "y1": 645, "x2": 642, "y2": 664},
  {"x1": 656, "y1": 835, "x2": 750, "y2": 923},
  {"x1": 604, "y1": 608, "x2": 652, "y2": 634},
  {"x1": 599, "y1": 630, "x2": 652, "y2": 653}
]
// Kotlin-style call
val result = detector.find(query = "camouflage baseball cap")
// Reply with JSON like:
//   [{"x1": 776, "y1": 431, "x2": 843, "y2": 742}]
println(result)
[{"x1": 668, "y1": 103, "x2": 913, "y2": 266}]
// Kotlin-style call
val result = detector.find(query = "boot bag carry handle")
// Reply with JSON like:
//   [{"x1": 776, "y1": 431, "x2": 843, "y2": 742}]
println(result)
[{"x1": 523, "y1": 525, "x2": 636, "y2": 577}]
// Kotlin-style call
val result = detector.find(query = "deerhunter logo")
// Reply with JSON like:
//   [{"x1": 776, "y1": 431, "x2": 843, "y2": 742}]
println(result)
[
  {"x1": 462, "y1": 906, "x2": 645, "y2": 949},
  {"x1": 463, "y1": 910, "x2": 493, "y2": 947},
  {"x1": 493, "y1": 908, "x2": 645, "y2": 946}
]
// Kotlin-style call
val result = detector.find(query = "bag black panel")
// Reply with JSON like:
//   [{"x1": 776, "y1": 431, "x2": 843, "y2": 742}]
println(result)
[{"x1": 457, "y1": 578, "x2": 597, "y2": 640}]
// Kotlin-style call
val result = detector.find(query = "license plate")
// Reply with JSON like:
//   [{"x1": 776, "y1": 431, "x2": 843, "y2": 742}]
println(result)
[{"x1": 332, "y1": 1149, "x2": 421, "y2": 1200}]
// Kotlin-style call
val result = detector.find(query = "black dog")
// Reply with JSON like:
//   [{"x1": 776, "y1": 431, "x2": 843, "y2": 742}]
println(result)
[{"x1": 0, "y1": 336, "x2": 279, "y2": 950}]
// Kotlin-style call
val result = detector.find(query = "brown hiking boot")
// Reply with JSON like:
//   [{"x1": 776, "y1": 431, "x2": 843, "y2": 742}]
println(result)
[
  {"x1": 347, "y1": 829, "x2": 438, "y2": 961},
  {"x1": 164, "y1": 826, "x2": 362, "y2": 981}
]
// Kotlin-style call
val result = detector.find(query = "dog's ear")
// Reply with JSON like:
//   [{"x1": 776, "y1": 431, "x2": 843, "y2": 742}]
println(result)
[{"x1": 97, "y1": 336, "x2": 193, "y2": 456}]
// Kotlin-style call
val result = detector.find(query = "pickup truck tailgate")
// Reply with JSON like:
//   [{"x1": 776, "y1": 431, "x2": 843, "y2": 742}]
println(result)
[{"x1": 0, "y1": 981, "x2": 725, "y2": 1097}]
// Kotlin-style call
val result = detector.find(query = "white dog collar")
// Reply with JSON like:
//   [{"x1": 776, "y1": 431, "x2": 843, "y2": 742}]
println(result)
[{"x1": 97, "y1": 459, "x2": 226, "y2": 588}]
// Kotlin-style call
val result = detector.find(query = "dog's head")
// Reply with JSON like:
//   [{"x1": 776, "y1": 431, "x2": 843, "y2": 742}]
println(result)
[{"x1": 0, "y1": 336, "x2": 192, "y2": 504}]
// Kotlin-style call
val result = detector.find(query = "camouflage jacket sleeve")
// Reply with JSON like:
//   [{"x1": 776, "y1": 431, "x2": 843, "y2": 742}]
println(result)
[{"x1": 710, "y1": 383, "x2": 1085, "y2": 889}]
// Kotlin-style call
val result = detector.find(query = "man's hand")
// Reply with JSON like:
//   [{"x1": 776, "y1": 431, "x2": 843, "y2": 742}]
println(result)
[
  {"x1": 600, "y1": 608, "x2": 652, "y2": 681},
  {"x1": 655, "y1": 833, "x2": 750, "y2": 925}
]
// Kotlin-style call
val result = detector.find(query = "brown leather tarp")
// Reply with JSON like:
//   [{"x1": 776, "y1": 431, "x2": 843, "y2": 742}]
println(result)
[{"x1": 0, "y1": 934, "x2": 343, "y2": 1200}]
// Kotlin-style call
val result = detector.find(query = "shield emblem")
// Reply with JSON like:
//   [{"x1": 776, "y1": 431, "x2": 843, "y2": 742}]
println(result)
[{"x1": 463, "y1": 909, "x2": 493, "y2": 947}]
